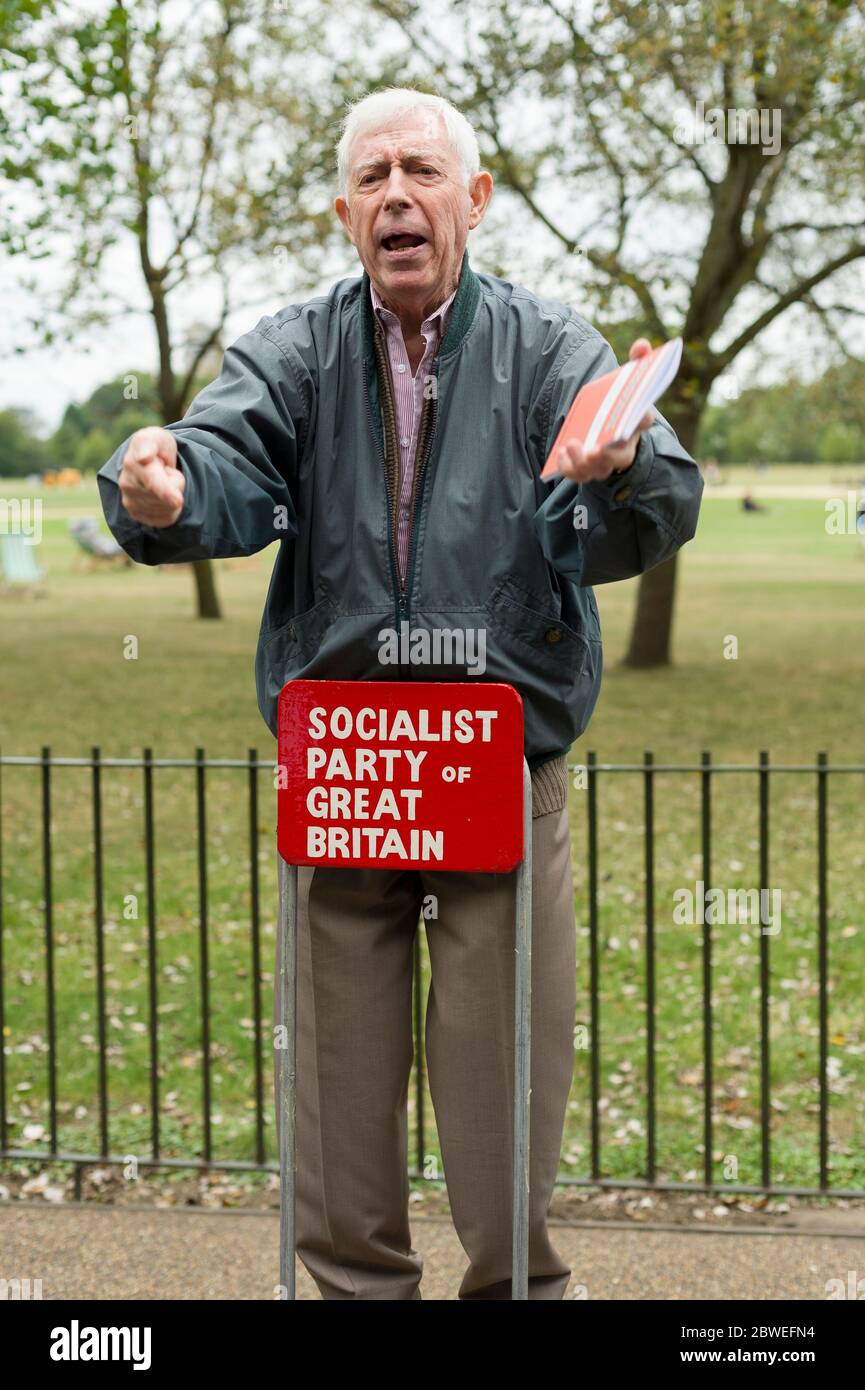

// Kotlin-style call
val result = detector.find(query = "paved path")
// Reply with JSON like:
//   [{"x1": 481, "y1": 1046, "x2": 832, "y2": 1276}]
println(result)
[
  {"x1": 702, "y1": 483, "x2": 862, "y2": 500},
  {"x1": 2, "y1": 1203, "x2": 863, "y2": 1300}
]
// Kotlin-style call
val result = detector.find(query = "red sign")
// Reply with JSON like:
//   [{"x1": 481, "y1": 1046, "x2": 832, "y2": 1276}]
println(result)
[{"x1": 277, "y1": 680, "x2": 525, "y2": 872}]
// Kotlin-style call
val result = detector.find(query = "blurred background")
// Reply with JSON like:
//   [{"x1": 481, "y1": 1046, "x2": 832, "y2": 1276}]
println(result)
[{"x1": 1, "y1": 0, "x2": 864, "y2": 1221}]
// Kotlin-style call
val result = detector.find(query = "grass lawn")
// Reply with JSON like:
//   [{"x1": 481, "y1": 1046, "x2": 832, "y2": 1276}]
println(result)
[{"x1": 1, "y1": 465, "x2": 863, "y2": 1195}]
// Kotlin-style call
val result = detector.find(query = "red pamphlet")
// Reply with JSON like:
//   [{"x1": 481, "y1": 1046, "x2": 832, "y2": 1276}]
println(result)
[{"x1": 540, "y1": 337, "x2": 683, "y2": 480}]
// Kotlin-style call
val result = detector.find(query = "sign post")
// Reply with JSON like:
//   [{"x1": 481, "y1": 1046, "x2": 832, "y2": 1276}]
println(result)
[{"x1": 276, "y1": 679, "x2": 532, "y2": 1300}]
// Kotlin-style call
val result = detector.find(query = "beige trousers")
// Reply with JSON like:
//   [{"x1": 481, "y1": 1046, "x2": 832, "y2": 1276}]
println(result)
[{"x1": 274, "y1": 760, "x2": 576, "y2": 1300}]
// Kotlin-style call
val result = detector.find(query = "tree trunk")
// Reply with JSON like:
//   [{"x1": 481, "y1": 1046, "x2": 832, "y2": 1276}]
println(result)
[
  {"x1": 623, "y1": 551, "x2": 680, "y2": 667},
  {"x1": 193, "y1": 558, "x2": 222, "y2": 620},
  {"x1": 623, "y1": 401, "x2": 702, "y2": 668}
]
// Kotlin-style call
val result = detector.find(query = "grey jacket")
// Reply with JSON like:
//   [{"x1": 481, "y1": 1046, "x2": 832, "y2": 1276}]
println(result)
[{"x1": 97, "y1": 250, "x2": 703, "y2": 769}]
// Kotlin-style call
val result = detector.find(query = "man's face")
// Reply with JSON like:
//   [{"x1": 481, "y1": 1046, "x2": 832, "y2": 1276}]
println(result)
[{"x1": 334, "y1": 110, "x2": 492, "y2": 317}]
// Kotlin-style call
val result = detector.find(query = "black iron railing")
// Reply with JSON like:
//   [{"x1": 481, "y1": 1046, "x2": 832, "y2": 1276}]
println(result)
[{"x1": 0, "y1": 749, "x2": 861, "y2": 1199}]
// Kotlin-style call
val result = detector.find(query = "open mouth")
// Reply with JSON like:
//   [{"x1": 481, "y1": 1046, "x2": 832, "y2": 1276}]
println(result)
[{"x1": 380, "y1": 233, "x2": 428, "y2": 257}]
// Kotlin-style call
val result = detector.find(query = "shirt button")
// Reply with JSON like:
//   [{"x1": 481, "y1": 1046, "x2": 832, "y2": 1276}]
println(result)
[
  {"x1": 400, "y1": 436, "x2": 410, "y2": 447},
  {"x1": 545, "y1": 627, "x2": 563, "y2": 644},
  {"x1": 396, "y1": 363, "x2": 406, "y2": 374}
]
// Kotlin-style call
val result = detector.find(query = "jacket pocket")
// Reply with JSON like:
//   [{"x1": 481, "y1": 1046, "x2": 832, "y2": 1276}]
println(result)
[
  {"x1": 484, "y1": 576, "x2": 592, "y2": 667},
  {"x1": 481, "y1": 577, "x2": 601, "y2": 758},
  {"x1": 263, "y1": 593, "x2": 339, "y2": 685}
]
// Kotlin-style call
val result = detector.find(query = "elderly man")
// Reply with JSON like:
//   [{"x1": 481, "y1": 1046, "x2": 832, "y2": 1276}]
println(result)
[{"x1": 98, "y1": 87, "x2": 703, "y2": 1301}]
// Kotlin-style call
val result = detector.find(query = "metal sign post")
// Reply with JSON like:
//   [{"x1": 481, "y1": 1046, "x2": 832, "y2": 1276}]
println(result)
[
  {"x1": 276, "y1": 680, "x2": 532, "y2": 1300},
  {"x1": 277, "y1": 853, "x2": 298, "y2": 1302},
  {"x1": 512, "y1": 756, "x2": 532, "y2": 1302}
]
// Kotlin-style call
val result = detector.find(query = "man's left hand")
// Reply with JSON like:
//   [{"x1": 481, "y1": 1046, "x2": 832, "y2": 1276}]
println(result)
[{"x1": 554, "y1": 338, "x2": 656, "y2": 483}]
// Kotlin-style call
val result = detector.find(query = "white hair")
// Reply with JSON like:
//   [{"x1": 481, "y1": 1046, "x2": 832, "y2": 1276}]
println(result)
[{"x1": 336, "y1": 87, "x2": 480, "y2": 196}]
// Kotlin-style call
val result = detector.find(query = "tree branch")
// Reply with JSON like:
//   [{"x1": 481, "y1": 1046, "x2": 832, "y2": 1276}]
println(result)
[{"x1": 714, "y1": 243, "x2": 865, "y2": 370}]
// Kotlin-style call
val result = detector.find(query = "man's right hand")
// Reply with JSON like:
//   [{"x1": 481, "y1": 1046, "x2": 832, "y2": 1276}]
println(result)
[{"x1": 118, "y1": 427, "x2": 185, "y2": 527}]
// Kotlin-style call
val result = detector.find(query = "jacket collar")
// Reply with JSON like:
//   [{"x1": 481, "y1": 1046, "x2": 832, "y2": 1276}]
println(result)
[
  {"x1": 369, "y1": 277, "x2": 457, "y2": 341},
  {"x1": 359, "y1": 248, "x2": 480, "y2": 367}
]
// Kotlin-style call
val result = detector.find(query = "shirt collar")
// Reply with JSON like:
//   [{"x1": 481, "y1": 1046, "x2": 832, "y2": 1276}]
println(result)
[{"x1": 370, "y1": 279, "x2": 458, "y2": 339}]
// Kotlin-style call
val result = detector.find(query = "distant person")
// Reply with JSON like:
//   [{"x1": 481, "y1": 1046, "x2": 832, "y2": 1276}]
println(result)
[
  {"x1": 704, "y1": 457, "x2": 721, "y2": 484},
  {"x1": 742, "y1": 491, "x2": 768, "y2": 513}
]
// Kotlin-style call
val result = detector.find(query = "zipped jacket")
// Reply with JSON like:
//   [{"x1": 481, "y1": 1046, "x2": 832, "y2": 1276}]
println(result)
[{"x1": 97, "y1": 251, "x2": 703, "y2": 769}]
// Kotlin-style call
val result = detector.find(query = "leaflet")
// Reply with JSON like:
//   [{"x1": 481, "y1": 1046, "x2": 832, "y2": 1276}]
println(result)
[{"x1": 540, "y1": 337, "x2": 683, "y2": 480}]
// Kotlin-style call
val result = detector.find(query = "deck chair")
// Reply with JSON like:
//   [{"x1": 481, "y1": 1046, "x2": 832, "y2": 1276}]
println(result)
[
  {"x1": 0, "y1": 533, "x2": 45, "y2": 592},
  {"x1": 68, "y1": 517, "x2": 132, "y2": 568}
]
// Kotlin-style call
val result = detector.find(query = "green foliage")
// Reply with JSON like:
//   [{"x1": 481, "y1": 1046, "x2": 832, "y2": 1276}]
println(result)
[
  {"x1": 0, "y1": 406, "x2": 52, "y2": 477},
  {"x1": 41, "y1": 372, "x2": 159, "y2": 471},
  {"x1": 1, "y1": 0, "x2": 362, "y2": 616},
  {"x1": 0, "y1": 0, "x2": 348, "y2": 416},
  {"x1": 374, "y1": 0, "x2": 865, "y2": 439},
  {"x1": 48, "y1": 371, "x2": 161, "y2": 471},
  {"x1": 0, "y1": 372, "x2": 163, "y2": 476},
  {"x1": 696, "y1": 358, "x2": 865, "y2": 462},
  {"x1": 818, "y1": 421, "x2": 863, "y2": 462}
]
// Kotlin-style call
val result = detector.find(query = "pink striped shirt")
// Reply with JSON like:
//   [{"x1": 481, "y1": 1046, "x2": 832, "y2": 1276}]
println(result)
[{"x1": 370, "y1": 280, "x2": 457, "y2": 585}]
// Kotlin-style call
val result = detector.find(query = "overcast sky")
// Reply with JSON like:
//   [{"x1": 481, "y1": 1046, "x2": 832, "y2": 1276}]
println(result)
[
  {"x1": 3, "y1": 10, "x2": 862, "y2": 436},
  {"x1": 4, "y1": 201, "x2": 847, "y2": 436}
]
